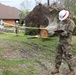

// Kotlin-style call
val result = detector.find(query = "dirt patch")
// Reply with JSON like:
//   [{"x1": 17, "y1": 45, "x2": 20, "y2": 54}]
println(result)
[{"x1": 0, "y1": 40, "x2": 76, "y2": 75}]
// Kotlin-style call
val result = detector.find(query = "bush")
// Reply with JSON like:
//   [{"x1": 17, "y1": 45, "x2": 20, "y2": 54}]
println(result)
[{"x1": 25, "y1": 29, "x2": 40, "y2": 35}]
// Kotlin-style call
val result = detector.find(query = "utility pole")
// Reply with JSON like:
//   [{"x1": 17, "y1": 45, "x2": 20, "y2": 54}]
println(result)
[{"x1": 47, "y1": 0, "x2": 50, "y2": 6}]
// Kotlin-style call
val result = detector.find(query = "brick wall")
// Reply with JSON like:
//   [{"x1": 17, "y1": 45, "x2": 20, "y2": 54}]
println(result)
[{"x1": 4, "y1": 20, "x2": 16, "y2": 26}]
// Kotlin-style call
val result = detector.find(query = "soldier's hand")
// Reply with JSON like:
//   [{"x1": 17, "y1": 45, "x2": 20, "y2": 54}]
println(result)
[
  {"x1": 54, "y1": 30, "x2": 64, "y2": 35},
  {"x1": 54, "y1": 30, "x2": 64, "y2": 33}
]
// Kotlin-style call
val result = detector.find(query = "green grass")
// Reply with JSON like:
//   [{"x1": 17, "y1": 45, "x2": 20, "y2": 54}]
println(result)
[
  {"x1": 0, "y1": 33, "x2": 76, "y2": 75},
  {"x1": 0, "y1": 58, "x2": 36, "y2": 75}
]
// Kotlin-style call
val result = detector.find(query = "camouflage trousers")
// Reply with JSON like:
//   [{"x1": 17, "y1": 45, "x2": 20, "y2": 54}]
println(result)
[{"x1": 55, "y1": 44, "x2": 74, "y2": 71}]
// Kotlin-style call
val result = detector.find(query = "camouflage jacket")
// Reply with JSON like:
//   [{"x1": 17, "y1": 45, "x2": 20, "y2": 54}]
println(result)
[{"x1": 57, "y1": 18, "x2": 75, "y2": 45}]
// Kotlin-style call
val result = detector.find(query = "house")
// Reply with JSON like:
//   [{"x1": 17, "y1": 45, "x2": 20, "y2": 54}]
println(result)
[{"x1": 0, "y1": 3, "x2": 20, "y2": 26}]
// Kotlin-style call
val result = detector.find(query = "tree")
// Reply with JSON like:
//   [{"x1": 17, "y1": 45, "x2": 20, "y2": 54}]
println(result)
[
  {"x1": 59, "y1": 0, "x2": 76, "y2": 15},
  {"x1": 19, "y1": 10, "x2": 29, "y2": 25},
  {"x1": 19, "y1": 0, "x2": 30, "y2": 25},
  {"x1": 20, "y1": 0, "x2": 29, "y2": 10}
]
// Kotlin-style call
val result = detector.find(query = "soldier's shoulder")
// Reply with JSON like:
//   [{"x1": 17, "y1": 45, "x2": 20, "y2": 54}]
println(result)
[
  {"x1": 69, "y1": 18, "x2": 75, "y2": 24},
  {"x1": 68, "y1": 19, "x2": 75, "y2": 29}
]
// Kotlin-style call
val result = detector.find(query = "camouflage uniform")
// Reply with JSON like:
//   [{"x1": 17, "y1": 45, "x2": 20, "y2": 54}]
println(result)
[{"x1": 55, "y1": 18, "x2": 75, "y2": 71}]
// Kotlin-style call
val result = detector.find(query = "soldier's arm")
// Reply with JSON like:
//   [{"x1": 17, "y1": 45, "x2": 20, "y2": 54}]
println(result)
[
  {"x1": 60, "y1": 20, "x2": 75, "y2": 36},
  {"x1": 68, "y1": 20, "x2": 75, "y2": 32}
]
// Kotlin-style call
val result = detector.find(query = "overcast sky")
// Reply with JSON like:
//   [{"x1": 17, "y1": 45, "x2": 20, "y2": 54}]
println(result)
[
  {"x1": 0, "y1": 0, "x2": 23, "y2": 9},
  {"x1": 0, "y1": 0, "x2": 58, "y2": 10}
]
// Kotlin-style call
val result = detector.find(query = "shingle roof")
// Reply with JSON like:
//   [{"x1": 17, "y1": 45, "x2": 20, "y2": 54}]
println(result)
[{"x1": 0, "y1": 3, "x2": 20, "y2": 19}]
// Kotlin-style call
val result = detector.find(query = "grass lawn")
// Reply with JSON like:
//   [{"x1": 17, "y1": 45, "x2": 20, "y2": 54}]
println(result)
[{"x1": 0, "y1": 33, "x2": 76, "y2": 75}]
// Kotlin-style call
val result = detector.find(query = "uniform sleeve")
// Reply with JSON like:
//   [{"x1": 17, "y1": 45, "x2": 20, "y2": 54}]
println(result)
[
  {"x1": 68, "y1": 20, "x2": 75, "y2": 32},
  {"x1": 60, "y1": 20, "x2": 75, "y2": 37}
]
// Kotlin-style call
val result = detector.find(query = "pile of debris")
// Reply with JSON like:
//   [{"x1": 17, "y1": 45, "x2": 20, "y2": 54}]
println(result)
[{"x1": 25, "y1": 2, "x2": 64, "y2": 35}]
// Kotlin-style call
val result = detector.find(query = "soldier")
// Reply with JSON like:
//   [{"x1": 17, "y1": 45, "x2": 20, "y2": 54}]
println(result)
[
  {"x1": 51, "y1": 10, "x2": 75, "y2": 75},
  {"x1": 15, "y1": 20, "x2": 19, "y2": 37}
]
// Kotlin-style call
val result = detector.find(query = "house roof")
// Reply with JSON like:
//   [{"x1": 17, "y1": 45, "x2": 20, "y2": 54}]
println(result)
[{"x1": 0, "y1": 3, "x2": 20, "y2": 19}]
